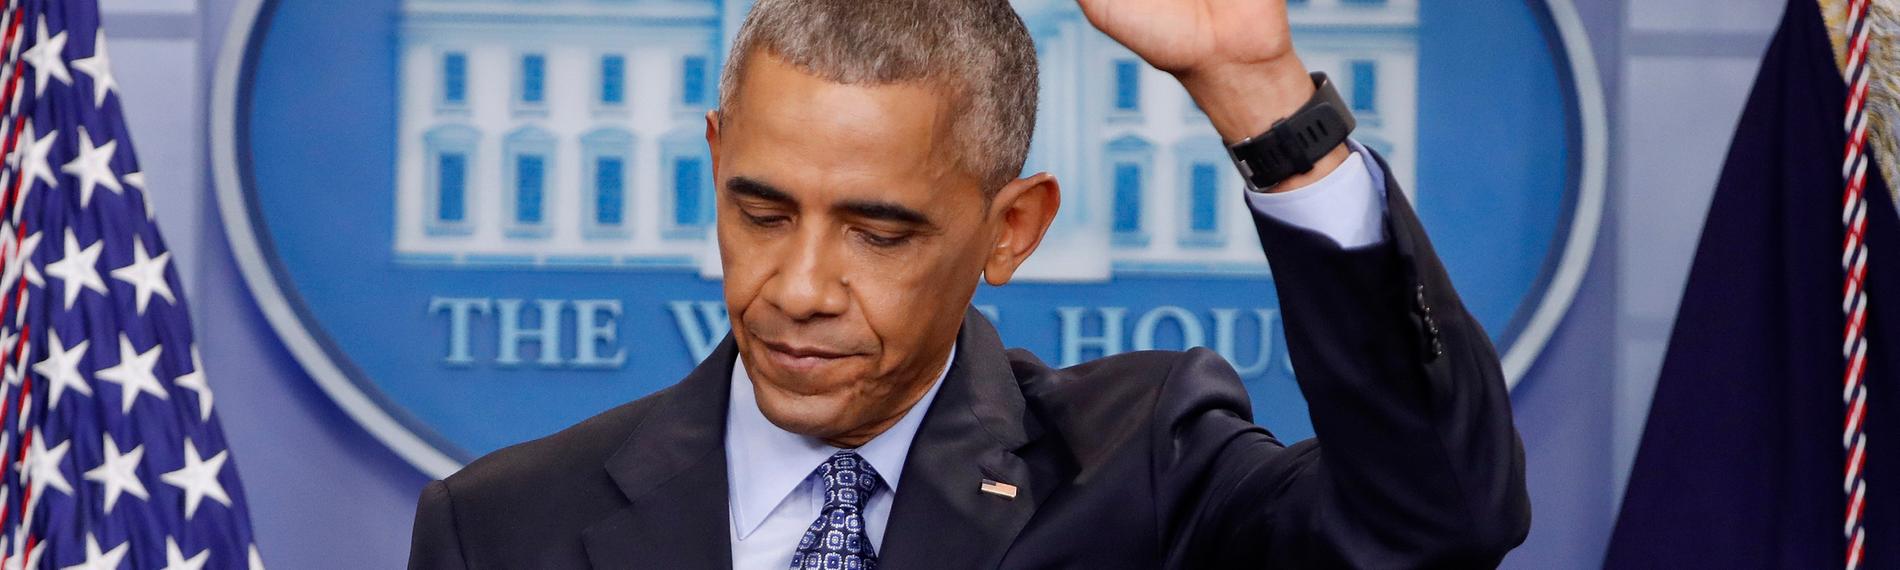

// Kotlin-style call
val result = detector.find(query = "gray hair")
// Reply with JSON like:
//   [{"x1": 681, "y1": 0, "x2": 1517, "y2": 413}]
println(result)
[{"x1": 716, "y1": 0, "x2": 1040, "y2": 193}]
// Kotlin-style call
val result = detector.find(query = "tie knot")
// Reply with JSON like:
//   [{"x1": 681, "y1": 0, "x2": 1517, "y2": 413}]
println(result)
[{"x1": 818, "y1": 451, "x2": 882, "y2": 509}]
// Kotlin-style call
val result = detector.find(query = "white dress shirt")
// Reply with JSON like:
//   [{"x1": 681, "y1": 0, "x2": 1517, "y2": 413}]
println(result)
[
  {"x1": 720, "y1": 141, "x2": 1385, "y2": 569},
  {"x1": 724, "y1": 347, "x2": 951, "y2": 569},
  {"x1": 1244, "y1": 141, "x2": 1389, "y2": 249}
]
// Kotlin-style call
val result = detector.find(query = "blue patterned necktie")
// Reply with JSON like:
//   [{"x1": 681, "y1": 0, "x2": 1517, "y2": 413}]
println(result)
[{"x1": 789, "y1": 450, "x2": 885, "y2": 570}]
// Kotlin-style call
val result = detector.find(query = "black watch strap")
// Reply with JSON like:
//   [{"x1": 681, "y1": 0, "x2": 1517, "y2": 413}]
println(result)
[{"x1": 1226, "y1": 72, "x2": 1356, "y2": 192}]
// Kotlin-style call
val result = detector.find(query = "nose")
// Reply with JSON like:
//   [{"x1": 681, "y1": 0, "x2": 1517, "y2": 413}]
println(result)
[{"x1": 760, "y1": 225, "x2": 850, "y2": 322}]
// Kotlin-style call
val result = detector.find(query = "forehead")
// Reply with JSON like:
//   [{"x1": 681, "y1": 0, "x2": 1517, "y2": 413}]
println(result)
[{"x1": 721, "y1": 53, "x2": 976, "y2": 195}]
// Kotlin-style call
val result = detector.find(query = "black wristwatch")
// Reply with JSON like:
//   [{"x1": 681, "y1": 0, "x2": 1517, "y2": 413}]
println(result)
[{"x1": 1226, "y1": 72, "x2": 1356, "y2": 192}]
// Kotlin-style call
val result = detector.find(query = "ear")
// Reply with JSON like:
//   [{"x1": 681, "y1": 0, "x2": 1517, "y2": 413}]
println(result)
[
  {"x1": 982, "y1": 172, "x2": 1061, "y2": 286},
  {"x1": 704, "y1": 109, "x2": 723, "y2": 176}
]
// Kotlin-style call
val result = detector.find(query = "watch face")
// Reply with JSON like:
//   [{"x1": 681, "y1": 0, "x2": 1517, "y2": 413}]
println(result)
[{"x1": 217, "y1": 0, "x2": 1603, "y2": 477}]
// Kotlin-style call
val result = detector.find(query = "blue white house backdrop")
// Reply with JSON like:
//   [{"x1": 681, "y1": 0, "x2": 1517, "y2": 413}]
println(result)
[{"x1": 213, "y1": 0, "x2": 1598, "y2": 479}]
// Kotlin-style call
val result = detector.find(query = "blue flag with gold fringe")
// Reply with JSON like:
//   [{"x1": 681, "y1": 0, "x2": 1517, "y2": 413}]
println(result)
[{"x1": 1606, "y1": 0, "x2": 1900, "y2": 567}]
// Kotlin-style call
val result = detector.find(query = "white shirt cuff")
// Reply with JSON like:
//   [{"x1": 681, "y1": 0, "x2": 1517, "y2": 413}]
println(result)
[{"x1": 1243, "y1": 150, "x2": 1387, "y2": 249}]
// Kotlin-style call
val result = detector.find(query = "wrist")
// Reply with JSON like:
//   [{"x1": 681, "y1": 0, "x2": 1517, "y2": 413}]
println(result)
[
  {"x1": 1186, "y1": 58, "x2": 1355, "y2": 193},
  {"x1": 1177, "y1": 55, "x2": 1317, "y2": 144}
]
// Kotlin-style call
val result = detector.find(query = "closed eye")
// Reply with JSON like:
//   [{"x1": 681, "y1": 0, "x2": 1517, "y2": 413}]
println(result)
[
  {"x1": 741, "y1": 210, "x2": 790, "y2": 227},
  {"x1": 854, "y1": 228, "x2": 913, "y2": 248}
]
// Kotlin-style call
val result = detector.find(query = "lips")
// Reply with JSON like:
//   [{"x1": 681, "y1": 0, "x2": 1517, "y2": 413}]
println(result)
[
  {"x1": 761, "y1": 340, "x2": 854, "y2": 360},
  {"x1": 758, "y1": 338, "x2": 859, "y2": 373}
]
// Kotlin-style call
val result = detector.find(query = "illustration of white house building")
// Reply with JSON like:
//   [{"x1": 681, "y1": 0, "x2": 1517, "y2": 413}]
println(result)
[{"x1": 392, "y1": 0, "x2": 1416, "y2": 280}]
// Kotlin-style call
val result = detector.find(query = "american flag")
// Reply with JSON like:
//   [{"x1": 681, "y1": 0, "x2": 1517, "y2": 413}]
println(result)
[{"x1": 0, "y1": 0, "x2": 264, "y2": 568}]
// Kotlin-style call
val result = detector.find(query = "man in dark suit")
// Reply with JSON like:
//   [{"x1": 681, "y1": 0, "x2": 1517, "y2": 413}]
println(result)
[{"x1": 409, "y1": 0, "x2": 1531, "y2": 567}]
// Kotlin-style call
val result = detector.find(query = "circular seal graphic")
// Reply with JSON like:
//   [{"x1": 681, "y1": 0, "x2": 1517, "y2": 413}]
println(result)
[{"x1": 214, "y1": 0, "x2": 1606, "y2": 479}]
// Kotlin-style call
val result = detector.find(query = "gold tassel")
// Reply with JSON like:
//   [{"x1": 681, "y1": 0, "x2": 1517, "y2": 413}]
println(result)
[{"x1": 1825, "y1": 0, "x2": 1900, "y2": 206}]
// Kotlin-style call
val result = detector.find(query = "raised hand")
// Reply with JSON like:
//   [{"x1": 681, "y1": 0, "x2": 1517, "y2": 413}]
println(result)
[
  {"x1": 1073, "y1": 0, "x2": 1294, "y2": 78},
  {"x1": 1074, "y1": 0, "x2": 1349, "y2": 191}
]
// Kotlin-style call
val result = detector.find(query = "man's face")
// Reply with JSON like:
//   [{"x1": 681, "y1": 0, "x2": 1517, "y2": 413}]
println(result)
[{"x1": 709, "y1": 53, "x2": 998, "y2": 445}]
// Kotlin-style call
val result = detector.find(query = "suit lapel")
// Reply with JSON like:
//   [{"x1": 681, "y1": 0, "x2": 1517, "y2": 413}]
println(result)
[
  {"x1": 582, "y1": 336, "x2": 738, "y2": 569},
  {"x1": 880, "y1": 309, "x2": 1055, "y2": 570}
]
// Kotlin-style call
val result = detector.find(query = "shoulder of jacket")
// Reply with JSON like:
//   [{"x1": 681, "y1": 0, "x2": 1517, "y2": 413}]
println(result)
[
  {"x1": 1011, "y1": 348, "x2": 1242, "y2": 466},
  {"x1": 1013, "y1": 347, "x2": 1229, "y2": 406}
]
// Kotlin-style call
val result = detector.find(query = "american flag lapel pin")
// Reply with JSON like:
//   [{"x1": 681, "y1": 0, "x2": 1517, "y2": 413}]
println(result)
[{"x1": 980, "y1": 479, "x2": 1018, "y2": 500}]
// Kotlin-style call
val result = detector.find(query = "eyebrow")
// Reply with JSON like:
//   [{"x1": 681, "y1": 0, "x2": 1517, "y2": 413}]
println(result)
[
  {"x1": 726, "y1": 176, "x2": 794, "y2": 204},
  {"x1": 837, "y1": 199, "x2": 932, "y2": 226},
  {"x1": 725, "y1": 175, "x2": 936, "y2": 227}
]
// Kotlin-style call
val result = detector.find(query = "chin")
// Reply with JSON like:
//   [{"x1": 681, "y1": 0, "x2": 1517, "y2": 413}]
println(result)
[{"x1": 751, "y1": 388, "x2": 855, "y2": 440}]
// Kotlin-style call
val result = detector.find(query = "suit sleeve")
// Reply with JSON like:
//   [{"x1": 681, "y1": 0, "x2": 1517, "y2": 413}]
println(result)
[
  {"x1": 1154, "y1": 151, "x2": 1531, "y2": 568},
  {"x1": 409, "y1": 480, "x2": 472, "y2": 570}
]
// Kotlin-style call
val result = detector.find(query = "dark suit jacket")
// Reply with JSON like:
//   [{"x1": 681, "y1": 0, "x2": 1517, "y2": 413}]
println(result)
[{"x1": 409, "y1": 154, "x2": 1532, "y2": 569}]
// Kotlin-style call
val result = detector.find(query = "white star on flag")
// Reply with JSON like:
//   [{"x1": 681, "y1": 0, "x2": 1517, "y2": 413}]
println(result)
[
  {"x1": 13, "y1": 119, "x2": 58, "y2": 195},
  {"x1": 123, "y1": 171, "x2": 151, "y2": 220},
  {"x1": 20, "y1": 429, "x2": 73, "y2": 500},
  {"x1": 93, "y1": 334, "x2": 168, "y2": 414},
  {"x1": 31, "y1": 330, "x2": 90, "y2": 410},
  {"x1": 20, "y1": 16, "x2": 68, "y2": 97},
  {"x1": 43, "y1": 229, "x2": 105, "y2": 310},
  {"x1": 161, "y1": 439, "x2": 231, "y2": 521},
  {"x1": 162, "y1": 537, "x2": 210, "y2": 570},
  {"x1": 69, "y1": 30, "x2": 116, "y2": 108},
  {"x1": 60, "y1": 127, "x2": 120, "y2": 208},
  {"x1": 110, "y1": 236, "x2": 174, "y2": 314},
  {"x1": 174, "y1": 345, "x2": 213, "y2": 421},
  {"x1": 58, "y1": 534, "x2": 127, "y2": 570},
  {"x1": 0, "y1": 227, "x2": 44, "y2": 289},
  {"x1": 82, "y1": 434, "x2": 147, "y2": 513}
]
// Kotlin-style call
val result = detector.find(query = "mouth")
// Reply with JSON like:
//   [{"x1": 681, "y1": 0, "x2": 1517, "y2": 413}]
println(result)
[{"x1": 759, "y1": 339, "x2": 858, "y2": 373}]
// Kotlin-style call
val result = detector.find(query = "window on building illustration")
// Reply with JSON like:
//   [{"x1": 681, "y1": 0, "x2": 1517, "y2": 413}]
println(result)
[
  {"x1": 1114, "y1": 59, "x2": 1140, "y2": 112},
  {"x1": 1189, "y1": 162, "x2": 1220, "y2": 234},
  {"x1": 673, "y1": 156, "x2": 709, "y2": 228},
  {"x1": 681, "y1": 55, "x2": 708, "y2": 106},
  {"x1": 442, "y1": 52, "x2": 467, "y2": 105},
  {"x1": 582, "y1": 129, "x2": 634, "y2": 236},
  {"x1": 660, "y1": 128, "x2": 710, "y2": 238},
  {"x1": 596, "y1": 157, "x2": 624, "y2": 226},
  {"x1": 437, "y1": 153, "x2": 466, "y2": 223},
  {"x1": 1351, "y1": 60, "x2": 1378, "y2": 114},
  {"x1": 521, "y1": 54, "x2": 546, "y2": 104},
  {"x1": 516, "y1": 154, "x2": 545, "y2": 224},
  {"x1": 1113, "y1": 162, "x2": 1142, "y2": 234},
  {"x1": 1106, "y1": 135, "x2": 1154, "y2": 246},
  {"x1": 424, "y1": 125, "x2": 478, "y2": 233},
  {"x1": 601, "y1": 55, "x2": 625, "y2": 105}
]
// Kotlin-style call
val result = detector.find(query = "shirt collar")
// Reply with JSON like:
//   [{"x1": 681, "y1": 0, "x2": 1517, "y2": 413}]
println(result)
[{"x1": 724, "y1": 344, "x2": 954, "y2": 539}]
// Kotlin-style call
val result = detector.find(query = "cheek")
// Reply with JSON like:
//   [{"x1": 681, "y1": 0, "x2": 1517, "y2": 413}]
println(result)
[{"x1": 848, "y1": 244, "x2": 979, "y2": 352}]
